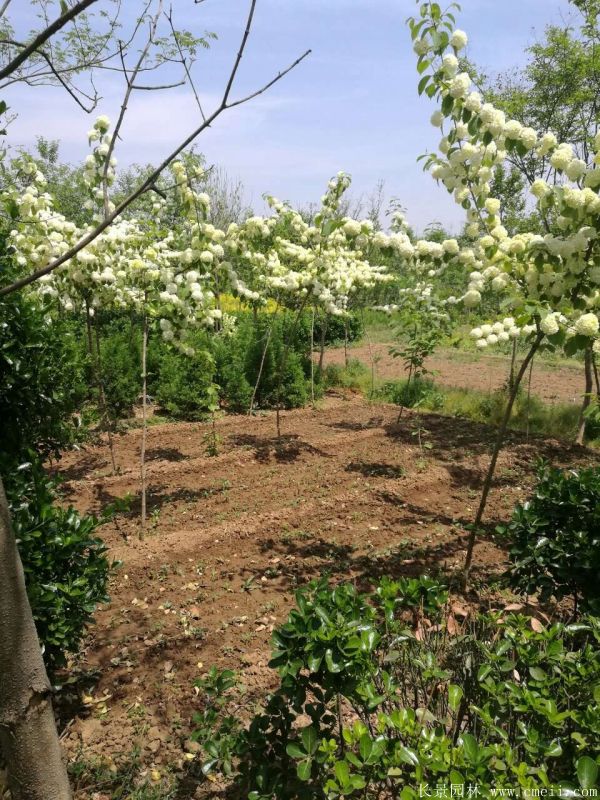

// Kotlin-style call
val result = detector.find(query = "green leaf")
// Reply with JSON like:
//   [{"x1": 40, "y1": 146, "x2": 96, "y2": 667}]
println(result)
[
  {"x1": 396, "y1": 745, "x2": 419, "y2": 766},
  {"x1": 286, "y1": 742, "x2": 306, "y2": 759},
  {"x1": 334, "y1": 760, "x2": 350, "y2": 787},
  {"x1": 461, "y1": 733, "x2": 479, "y2": 764},
  {"x1": 325, "y1": 648, "x2": 343, "y2": 673},
  {"x1": 296, "y1": 758, "x2": 312, "y2": 782},
  {"x1": 529, "y1": 666, "x2": 547, "y2": 681},
  {"x1": 301, "y1": 725, "x2": 318, "y2": 755},
  {"x1": 577, "y1": 757, "x2": 598, "y2": 790},
  {"x1": 448, "y1": 684, "x2": 463, "y2": 712},
  {"x1": 418, "y1": 75, "x2": 430, "y2": 95},
  {"x1": 442, "y1": 94, "x2": 454, "y2": 115}
]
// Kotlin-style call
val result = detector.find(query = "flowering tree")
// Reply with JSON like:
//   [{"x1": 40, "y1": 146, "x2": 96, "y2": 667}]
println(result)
[
  {"x1": 0, "y1": 2, "x2": 311, "y2": 797},
  {"x1": 409, "y1": 0, "x2": 600, "y2": 578}
]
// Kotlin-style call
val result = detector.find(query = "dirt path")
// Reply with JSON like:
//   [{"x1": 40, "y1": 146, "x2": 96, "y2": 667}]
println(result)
[
  {"x1": 325, "y1": 344, "x2": 586, "y2": 404},
  {"x1": 56, "y1": 397, "x2": 598, "y2": 797}
]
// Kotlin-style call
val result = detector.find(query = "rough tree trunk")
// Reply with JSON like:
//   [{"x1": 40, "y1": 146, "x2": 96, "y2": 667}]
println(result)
[{"x1": 0, "y1": 477, "x2": 72, "y2": 800}]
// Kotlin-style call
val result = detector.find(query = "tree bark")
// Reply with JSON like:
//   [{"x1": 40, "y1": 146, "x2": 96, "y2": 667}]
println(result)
[
  {"x1": 576, "y1": 346, "x2": 594, "y2": 446},
  {"x1": 464, "y1": 333, "x2": 543, "y2": 582},
  {"x1": 317, "y1": 313, "x2": 328, "y2": 377},
  {"x1": 140, "y1": 304, "x2": 148, "y2": 538},
  {"x1": 0, "y1": 476, "x2": 72, "y2": 800}
]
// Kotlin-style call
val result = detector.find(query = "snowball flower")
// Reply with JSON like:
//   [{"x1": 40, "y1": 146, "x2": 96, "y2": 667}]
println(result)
[
  {"x1": 550, "y1": 145, "x2": 574, "y2": 172},
  {"x1": 485, "y1": 198, "x2": 501, "y2": 216},
  {"x1": 430, "y1": 110, "x2": 444, "y2": 128},
  {"x1": 449, "y1": 72, "x2": 471, "y2": 99},
  {"x1": 531, "y1": 179, "x2": 551, "y2": 199},
  {"x1": 476, "y1": 338, "x2": 488, "y2": 349},
  {"x1": 442, "y1": 53, "x2": 459, "y2": 76},
  {"x1": 566, "y1": 159, "x2": 587, "y2": 182},
  {"x1": 94, "y1": 115, "x2": 111, "y2": 132},
  {"x1": 575, "y1": 313, "x2": 600, "y2": 337},
  {"x1": 450, "y1": 29, "x2": 468, "y2": 50},
  {"x1": 463, "y1": 288, "x2": 481, "y2": 307},
  {"x1": 540, "y1": 315, "x2": 559, "y2": 336}
]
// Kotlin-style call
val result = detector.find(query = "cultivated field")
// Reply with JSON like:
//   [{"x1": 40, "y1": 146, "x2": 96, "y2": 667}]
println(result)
[{"x1": 56, "y1": 389, "x2": 598, "y2": 795}]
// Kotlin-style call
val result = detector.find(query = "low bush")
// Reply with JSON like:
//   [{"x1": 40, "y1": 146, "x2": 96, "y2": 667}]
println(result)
[
  {"x1": 0, "y1": 281, "x2": 88, "y2": 463},
  {"x1": 155, "y1": 347, "x2": 216, "y2": 420},
  {"x1": 501, "y1": 463, "x2": 600, "y2": 614},
  {"x1": 323, "y1": 359, "x2": 371, "y2": 392},
  {"x1": 7, "y1": 458, "x2": 113, "y2": 673},
  {"x1": 380, "y1": 376, "x2": 443, "y2": 410},
  {"x1": 191, "y1": 577, "x2": 600, "y2": 798},
  {"x1": 98, "y1": 325, "x2": 141, "y2": 418}
]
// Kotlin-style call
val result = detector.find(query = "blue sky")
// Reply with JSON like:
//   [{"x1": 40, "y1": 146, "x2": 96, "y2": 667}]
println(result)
[{"x1": 5, "y1": 0, "x2": 575, "y2": 232}]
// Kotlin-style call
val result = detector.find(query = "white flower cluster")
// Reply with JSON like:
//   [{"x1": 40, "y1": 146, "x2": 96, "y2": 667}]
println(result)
[{"x1": 409, "y1": 4, "x2": 600, "y2": 354}]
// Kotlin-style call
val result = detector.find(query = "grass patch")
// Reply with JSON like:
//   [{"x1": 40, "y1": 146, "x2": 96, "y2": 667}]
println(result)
[
  {"x1": 323, "y1": 358, "x2": 374, "y2": 394},
  {"x1": 370, "y1": 375, "x2": 600, "y2": 445}
]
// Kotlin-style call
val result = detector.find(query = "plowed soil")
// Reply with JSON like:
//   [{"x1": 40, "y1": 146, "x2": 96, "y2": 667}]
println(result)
[
  {"x1": 326, "y1": 343, "x2": 586, "y2": 404},
  {"x1": 55, "y1": 395, "x2": 598, "y2": 797}
]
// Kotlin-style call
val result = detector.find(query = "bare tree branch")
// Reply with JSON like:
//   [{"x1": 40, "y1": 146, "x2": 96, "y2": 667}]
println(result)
[
  {"x1": 102, "y1": 1, "x2": 163, "y2": 217},
  {"x1": 166, "y1": 4, "x2": 206, "y2": 121},
  {"x1": 0, "y1": 0, "x2": 99, "y2": 81},
  {"x1": 0, "y1": 39, "x2": 311, "y2": 297},
  {"x1": 0, "y1": 0, "x2": 13, "y2": 20},
  {"x1": 222, "y1": 0, "x2": 257, "y2": 106},
  {"x1": 1, "y1": 38, "x2": 99, "y2": 111},
  {"x1": 131, "y1": 79, "x2": 185, "y2": 90}
]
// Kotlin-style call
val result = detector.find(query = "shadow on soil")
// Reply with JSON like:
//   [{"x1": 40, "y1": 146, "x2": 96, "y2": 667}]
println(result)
[{"x1": 228, "y1": 433, "x2": 331, "y2": 464}]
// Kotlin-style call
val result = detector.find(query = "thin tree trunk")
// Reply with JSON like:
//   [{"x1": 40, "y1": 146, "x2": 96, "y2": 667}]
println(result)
[
  {"x1": 344, "y1": 318, "x2": 349, "y2": 367},
  {"x1": 248, "y1": 322, "x2": 272, "y2": 415},
  {"x1": 464, "y1": 333, "x2": 543, "y2": 582},
  {"x1": 275, "y1": 299, "x2": 308, "y2": 438},
  {"x1": 525, "y1": 356, "x2": 534, "y2": 442},
  {"x1": 92, "y1": 318, "x2": 117, "y2": 475},
  {"x1": 310, "y1": 308, "x2": 315, "y2": 407},
  {"x1": 362, "y1": 316, "x2": 376, "y2": 400},
  {"x1": 397, "y1": 364, "x2": 413, "y2": 423},
  {"x1": 84, "y1": 300, "x2": 94, "y2": 359},
  {"x1": 0, "y1": 477, "x2": 72, "y2": 800},
  {"x1": 576, "y1": 346, "x2": 594, "y2": 446},
  {"x1": 317, "y1": 313, "x2": 328, "y2": 377},
  {"x1": 140, "y1": 304, "x2": 148, "y2": 538},
  {"x1": 593, "y1": 352, "x2": 600, "y2": 398},
  {"x1": 508, "y1": 339, "x2": 517, "y2": 394}
]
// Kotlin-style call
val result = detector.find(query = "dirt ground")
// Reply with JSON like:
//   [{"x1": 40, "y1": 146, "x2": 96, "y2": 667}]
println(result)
[
  {"x1": 325, "y1": 343, "x2": 586, "y2": 404},
  {"x1": 55, "y1": 394, "x2": 598, "y2": 797}
]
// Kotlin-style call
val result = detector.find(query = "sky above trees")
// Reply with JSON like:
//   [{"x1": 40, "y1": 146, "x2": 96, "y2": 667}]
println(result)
[{"x1": 5, "y1": 0, "x2": 574, "y2": 233}]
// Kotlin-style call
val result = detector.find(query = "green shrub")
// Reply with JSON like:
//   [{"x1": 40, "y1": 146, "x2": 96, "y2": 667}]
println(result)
[
  {"x1": 0, "y1": 277, "x2": 88, "y2": 463},
  {"x1": 213, "y1": 314, "x2": 311, "y2": 412},
  {"x1": 7, "y1": 458, "x2": 112, "y2": 673},
  {"x1": 381, "y1": 376, "x2": 440, "y2": 409},
  {"x1": 98, "y1": 324, "x2": 141, "y2": 418},
  {"x1": 501, "y1": 463, "x2": 600, "y2": 614},
  {"x1": 323, "y1": 358, "x2": 370, "y2": 392},
  {"x1": 155, "y1": 346, "x2": 216, "y2": 420},
  {"x1": 191, "y1": 577, "x2": 600, "y2": 798},
  {"x1": 313, "y1": 312, "x2": 364, "y2": 346}
]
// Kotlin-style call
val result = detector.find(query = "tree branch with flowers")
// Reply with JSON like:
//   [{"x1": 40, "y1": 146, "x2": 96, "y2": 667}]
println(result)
[{"x1": 408, "y1": 0, "x2": 600, "y2": 582}]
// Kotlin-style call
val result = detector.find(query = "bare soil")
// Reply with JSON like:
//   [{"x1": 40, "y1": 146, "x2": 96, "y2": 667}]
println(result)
[
  {"x1": 326, "y1": 343, "x2": 586, "y2": 404},
  {"x1": 55, "y1": 395, "x2": 598, "y2": 797}
]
